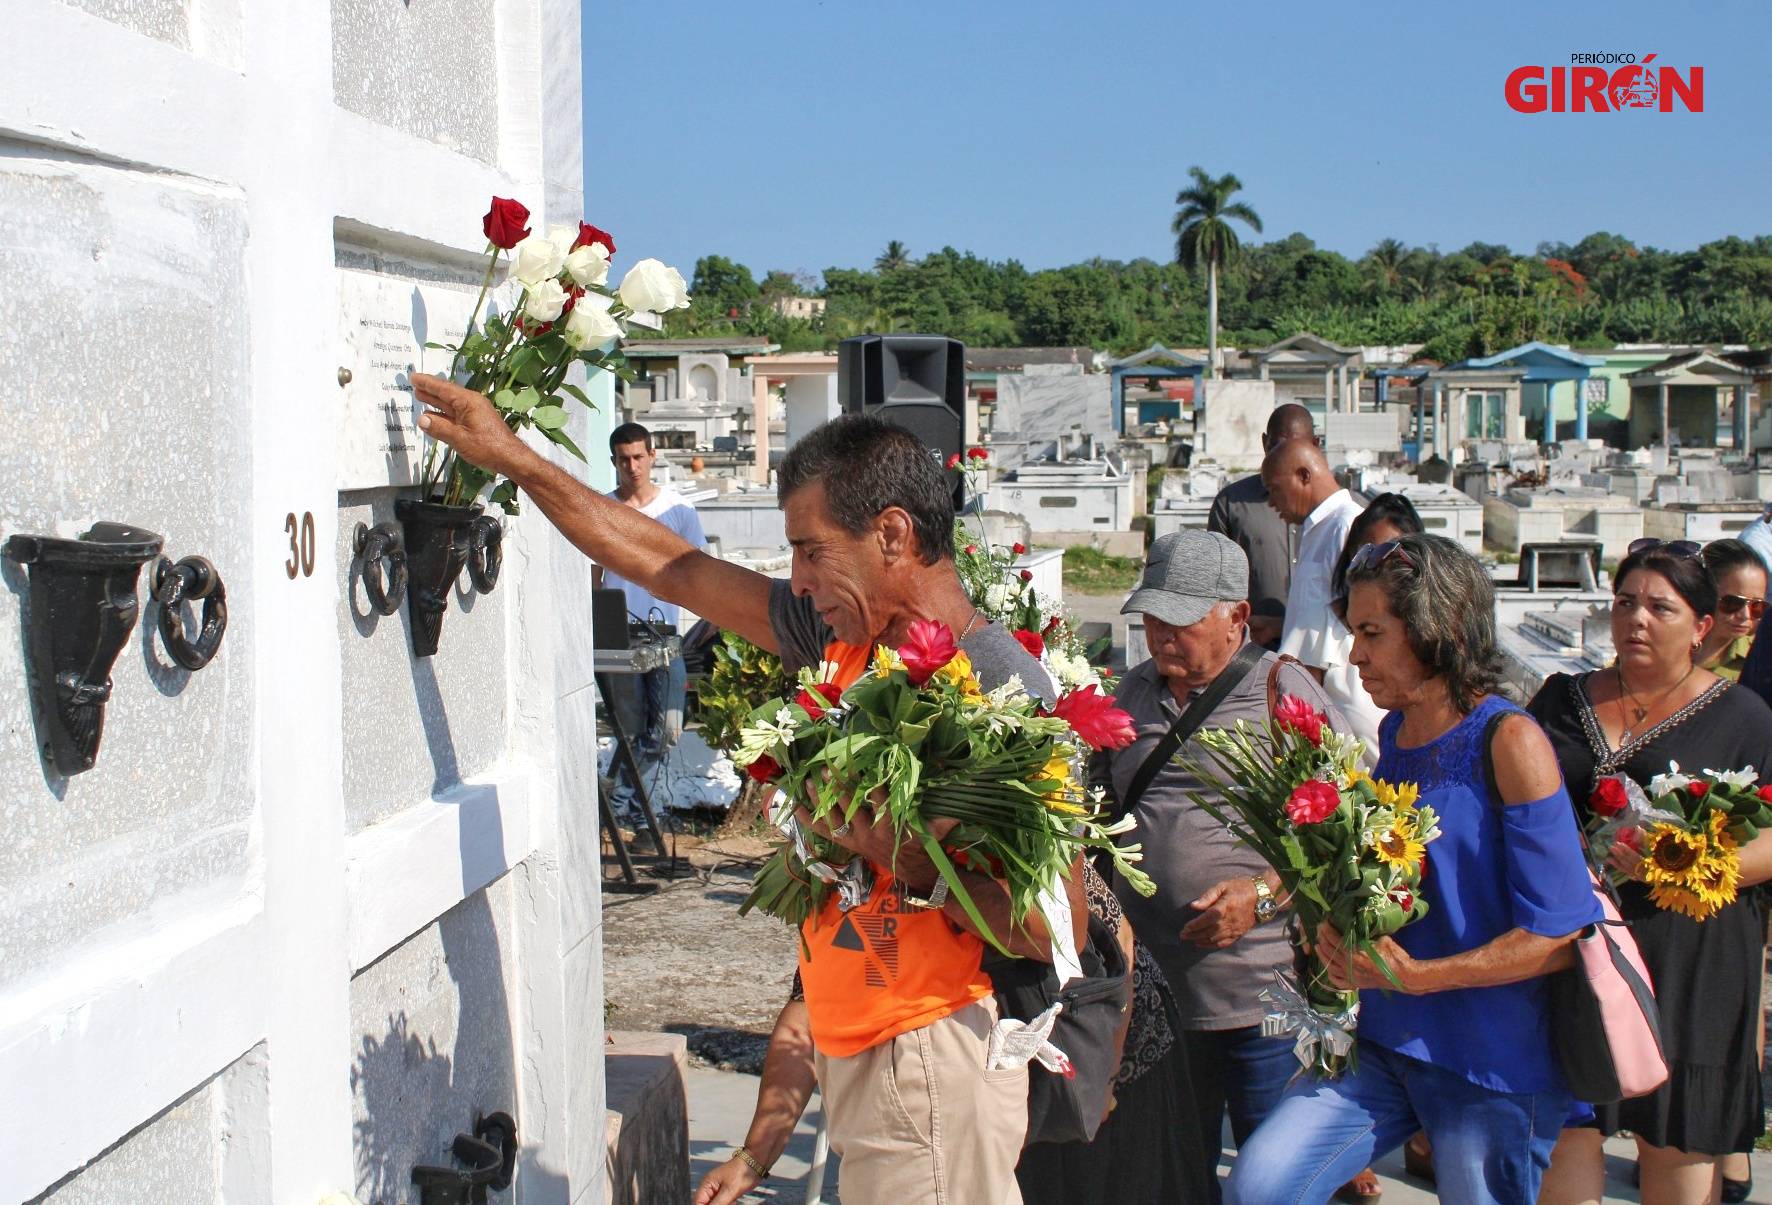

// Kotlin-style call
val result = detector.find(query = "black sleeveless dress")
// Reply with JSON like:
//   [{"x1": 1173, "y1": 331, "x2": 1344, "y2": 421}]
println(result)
[{"x1": 1528, "y1": 673, "x2": 1772, "y2": 1154}]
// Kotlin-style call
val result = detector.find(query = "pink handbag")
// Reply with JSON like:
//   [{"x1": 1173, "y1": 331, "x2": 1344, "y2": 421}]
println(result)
[{"x1": 1547, "y1": 871, "x2": 1670, "y2": 1102}]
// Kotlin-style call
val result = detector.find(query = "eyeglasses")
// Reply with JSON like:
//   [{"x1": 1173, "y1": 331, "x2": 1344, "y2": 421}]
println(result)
[
  {"x1": 1347, "y1": 539, "x2": 1414, "y2": 573},
  {"x1": 1720, "y1": 594, "x2": 1767, "y2": 618},
  {"x1": 1627, "y1": 538, "x2": 1701, "y2": 559}
]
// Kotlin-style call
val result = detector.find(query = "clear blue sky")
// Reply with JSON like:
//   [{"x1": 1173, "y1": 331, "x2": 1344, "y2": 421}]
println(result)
[{"x1": 583, "y1": 0, "x2": 1770, "y2": 282}]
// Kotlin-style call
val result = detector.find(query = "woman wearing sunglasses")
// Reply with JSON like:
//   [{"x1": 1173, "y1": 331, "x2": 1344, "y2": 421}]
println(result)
[
  {"x1": 1531, "y1": 539, "x2": 1772, "y2": 1205},
  {"x1": 1697, "y1": 538, "x2": 1768, "y2": 682},
  {"x1": 1228, "y1": 535, "x2": 1600, "y2": 1205}
]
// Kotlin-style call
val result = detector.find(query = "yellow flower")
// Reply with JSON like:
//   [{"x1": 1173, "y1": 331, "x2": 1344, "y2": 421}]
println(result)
[
  {"x1": 1374, "y1": 778, "x2": 1420, "y2": 811},
  {"x1": 1369, "y1": 815, "x2": 1424, "y2": 872},
  {"x1": 872, "y1": 645, "x2": 905, "y2": 679},
  {"x1": 1641, "y1": 821, "x2": 1740, "y2": 921},
  {"x1": 934, "y1": 650, "x2": 984, "y2": 700},
  {"x1": 1345, "y1": 768, "x2": 1373, "y2": 792},
  {"x1": 1038, "y1": 754, "x2": 1083, "y2": 814}
]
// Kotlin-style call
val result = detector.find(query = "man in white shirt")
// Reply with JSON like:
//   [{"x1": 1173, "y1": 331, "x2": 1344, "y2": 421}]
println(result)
[{"x1": 1262, "y1": 439, "x2": 1364, "y2": 673}]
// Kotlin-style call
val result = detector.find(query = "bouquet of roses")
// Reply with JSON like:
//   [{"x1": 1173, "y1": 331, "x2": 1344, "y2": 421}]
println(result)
[
  {"x1": 1584, "y1": 762, "x2": 1772, "y2": 922},
  {"x1": 420, "y1": 195, "x2": 691, "y2": 511},
  {"x1": 1186, "y1": 696, "x2": 1439, "y2": 1076},
  {"x1": 734, "y1": 619, "x2": 1154, "y2": 954}
]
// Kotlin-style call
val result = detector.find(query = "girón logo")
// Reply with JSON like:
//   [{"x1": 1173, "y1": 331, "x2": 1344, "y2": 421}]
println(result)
[{"x1": 1506, "y1": 53, "x2": 1704, "y2": 113}]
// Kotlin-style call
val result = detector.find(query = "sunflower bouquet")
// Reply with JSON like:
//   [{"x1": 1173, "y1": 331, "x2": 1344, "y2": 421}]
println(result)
[
  {"x1": 1185, "y1": 696, "x2": 1439, "y2": 1077},
  {"x1": 1585, "y1": 763, "x2": 1772, "y2": 922},
  {"x1": 733, "y1": 619, "x2": 1154, "y2": 954}
]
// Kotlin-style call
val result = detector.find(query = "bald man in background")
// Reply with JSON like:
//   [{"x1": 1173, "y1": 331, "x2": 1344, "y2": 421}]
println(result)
[
  {"x1": 1261, "y1": 438, "x2": 1364, "y2": 673},
  {"x1": 1207, "y1": 404, "x2": 1318, "y2": 648}
]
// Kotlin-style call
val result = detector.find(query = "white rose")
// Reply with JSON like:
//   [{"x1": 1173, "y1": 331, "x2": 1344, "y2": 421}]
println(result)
[
  {"x1": 983, "y1": 583, "x2": 1011, "y2": 614},
  {"x1": 619, "y1": 258, "x2": 691, "y2": 312},
  {"x1": 563, "y1": 297, "x2": 622, "y2": 349},
  {"x1": 522, "y1": 278, "x2": 569, "y2": 323},
  {"x1": 565, "y1": 242, "x2": 611, "y2": 288},
  {"x1": 511, "y1": 233, "x2": 567, "y2": 287}
]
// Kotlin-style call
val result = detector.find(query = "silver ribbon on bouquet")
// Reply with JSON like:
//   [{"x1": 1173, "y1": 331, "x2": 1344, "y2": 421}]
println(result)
[
  {"x1": 1259, "y1": 970, "x2": 1358, "y2": 1070},
  {"x1": 773, "y1": 790, "x2": 873, "y2": 910}
]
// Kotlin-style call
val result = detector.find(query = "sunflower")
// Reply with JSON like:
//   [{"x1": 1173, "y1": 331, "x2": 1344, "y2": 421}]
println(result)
[
  {"x1": 1641, "y1": 822, "x2": 1740, "y2": 922},
  {"x1": 1369, "y1": 814, "x2": 1425, "y2": 872},
  {"x1": 871, "y1": 645, "x2": 906, "y2": 679}
]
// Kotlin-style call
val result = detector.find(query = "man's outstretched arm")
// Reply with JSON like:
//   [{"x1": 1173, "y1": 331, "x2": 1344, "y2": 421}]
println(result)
[
  {"x1": 412, "y1": 373, "x2": 778, "y2": 652},
  {"x1": 693, "y1": 998, "x2": 817, "y2": 1205}
]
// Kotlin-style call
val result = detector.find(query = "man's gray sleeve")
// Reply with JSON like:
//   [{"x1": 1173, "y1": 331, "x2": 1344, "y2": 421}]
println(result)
[{"x1": 767, "y1": 578, "x2": 831, "y2": 675}]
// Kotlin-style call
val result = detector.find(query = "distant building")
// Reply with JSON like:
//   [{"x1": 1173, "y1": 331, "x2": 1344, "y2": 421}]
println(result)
[{"x1": 768, "y1": 295, "x2": 826, "y2": 321}]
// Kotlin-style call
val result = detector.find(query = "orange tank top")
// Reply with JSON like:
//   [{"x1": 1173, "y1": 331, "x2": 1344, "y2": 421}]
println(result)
[{"x1": 795, "y1": 641, "x2": 993, "y2": 1057}]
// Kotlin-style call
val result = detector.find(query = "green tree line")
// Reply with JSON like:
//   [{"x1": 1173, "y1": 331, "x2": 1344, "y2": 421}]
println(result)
[{"x1": 671, "y1": 231, "x2": 1772, "y2": 362}]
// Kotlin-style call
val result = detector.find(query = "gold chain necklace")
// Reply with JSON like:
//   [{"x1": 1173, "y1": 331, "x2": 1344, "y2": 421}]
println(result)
[{"x1": 1616, "y1": 663, "x2": 1694, "y2": 743}]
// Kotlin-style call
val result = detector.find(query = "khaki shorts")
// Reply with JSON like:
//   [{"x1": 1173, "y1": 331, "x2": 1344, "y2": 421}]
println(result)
[{"x1": 815, "y1": 998, "x2": 1028, "y2": 1205}]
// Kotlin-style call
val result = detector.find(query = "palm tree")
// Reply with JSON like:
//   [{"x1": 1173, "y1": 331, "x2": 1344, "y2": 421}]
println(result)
[
  {"x1": 1172, "y1": 168, "x2": 1262, "y2": 378},
  {"x1": 1365, "y1": 238, "x2": 1407, "y2": 293},
  {"x1": 874, "y1": 240, "x2": 911, "y2": 273}
]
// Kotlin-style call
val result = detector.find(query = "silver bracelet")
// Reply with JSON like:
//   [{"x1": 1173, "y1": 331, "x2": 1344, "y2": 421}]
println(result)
[{"x1": 831, "y1": 820, "x2": 852, "y2": 838}]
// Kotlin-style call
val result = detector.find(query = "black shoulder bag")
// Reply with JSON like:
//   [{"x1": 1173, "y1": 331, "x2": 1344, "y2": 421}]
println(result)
[{"x1": 991, "y1": 640, "x2": 1267, "y2": 1148}]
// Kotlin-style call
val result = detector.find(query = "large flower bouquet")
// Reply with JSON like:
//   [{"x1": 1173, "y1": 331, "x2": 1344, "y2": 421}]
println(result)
[
  {"x1": 734, "y1": 619, "x2": 1153, "y2": 954},
  {"x1": 1585, "y1": 762, "x2": 1772, "y2": 921},
  {"x1": 1186, "y1": 696, "x2": 1439, "y2": 1076},
  {"x1": 420, "y1": 196, "x2": 691, "y2": 511}
]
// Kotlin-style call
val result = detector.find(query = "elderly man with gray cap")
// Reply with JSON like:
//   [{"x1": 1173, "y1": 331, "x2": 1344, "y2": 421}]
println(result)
[{"x1": 1100, "y1": 529, "x2": 1361, "y2": 1201}]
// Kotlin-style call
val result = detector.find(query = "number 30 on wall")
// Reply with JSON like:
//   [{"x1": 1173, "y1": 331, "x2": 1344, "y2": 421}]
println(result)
[{"x1": 285, "y1": 512, "x2": 316, "y2": 579}]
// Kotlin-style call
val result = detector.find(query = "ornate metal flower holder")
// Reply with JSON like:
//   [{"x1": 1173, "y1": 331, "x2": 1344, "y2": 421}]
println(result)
[
  {"x1": 411, "y1": 1111, "x2": 517, "y2": 1205},
  {"x1": 3, "y1": 523, "x2": 163, "y2": 776},
  {"x1": 395, "y1": 500, "x2": 503, "y2": 658},
  {"x1": 353, "y1": 521, "x2": 408, "y2": 617}
]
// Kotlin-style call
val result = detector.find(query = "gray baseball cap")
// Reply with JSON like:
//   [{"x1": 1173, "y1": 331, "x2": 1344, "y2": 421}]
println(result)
[{"x1": 1121, "y1": 531, "x2": 1249, "y2": 628}]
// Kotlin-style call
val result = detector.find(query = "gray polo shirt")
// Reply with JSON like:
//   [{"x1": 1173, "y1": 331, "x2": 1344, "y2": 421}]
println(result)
[{"x1": 1104, "y1": 646, "x2": 1350, "y2": 1030}]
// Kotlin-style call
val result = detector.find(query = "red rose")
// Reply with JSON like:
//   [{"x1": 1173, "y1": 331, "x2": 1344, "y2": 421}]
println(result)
[
  {"x1": 964, "y1": 544, "x2": 977, "y2": 555},
  {"x1": 482, "y1": 196, "x2": 531, "y2": 249},
  {"x1": 1274, "y1": 694, "x2": 1327, "y2": 746},
  {"x1": 1285, "y1": 780, "x2": 1342, "y2": 825},
  {"x1": 1012, "y1": 628, "x2": 1045, "y2": 658},
  {"x1": 793, "y1": 682, "x2": 839, "y2": 721},
  {"x1": 967, "y1": 447, "x2": 988, "y2": 461},
  {"x1": 1012, "y1": 542, "x2": 1027, "y2": 555},
  {"x1": 1689, "y1": 781, "x2": 1711, "y2": 798},
  {"x1": 1589, "y1": 777, "x2": 1630, "y2": 817},
  {"x1": 1759, "y1": 784, "x2": 1772, "y2": 805},
  {"x1": 945, "y1": 453, "x2": 962, "y2": 470},
  {"x1": 898, "y1": 619, "x2": 960, "y2": 686},
  {"x1": 1051, "y1": 685, "x2": 1137, "y2": 751},
  {"x1": 1019, "y1": 569, "x2": 1034, "y2": 582},
  {"x1": 1043, "y1": 615, "x2": 1062, "y2": 633},
  {"x1": 1615, "y1": 826, "x2": 1644, "y2": 853},
  {"x1": 745, "y1": 754, "x2": 781, "y2": 783},
  {"x1": 574, "y1": 221, "x2": 616, "y2": 256}
]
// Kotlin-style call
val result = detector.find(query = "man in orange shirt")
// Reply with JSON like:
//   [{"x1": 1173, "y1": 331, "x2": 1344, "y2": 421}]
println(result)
[{"x1": 413, "y1": 375, "x2": 1079, "y2": 1204}]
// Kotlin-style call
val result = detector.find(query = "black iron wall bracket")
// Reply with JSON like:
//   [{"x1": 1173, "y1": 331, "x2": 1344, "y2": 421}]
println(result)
[
  {"x1": 411, "y1": 1111, "x2": 518, "y2": 1205},
  {"x1": 352, "y1": 521, "x2": 407, "y2": 617},
  {"x1": 151, "y1": 553, "x2": 228, "y2": 671}
]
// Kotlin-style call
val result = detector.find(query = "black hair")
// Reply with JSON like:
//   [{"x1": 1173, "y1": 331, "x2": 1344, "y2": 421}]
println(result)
[
  {"x1": 777, "y1": 414, "x2": 955, "y2": 565},
  {"x1": 1332, "y1": 493, "x2": 1426, "y2": 601},
  {"x1": 609, "y1": 422, "x2": 653, "y2": 454},
  {"x1": 1702, "y1": 537, "x2": 1767, "y2": 584},
  {"x1": 1614, "y1": 545, "x2": 1718, "y2": 618},
  {"x1": 1344, "y1": 533, "x2": 1502, "y2": 714}
]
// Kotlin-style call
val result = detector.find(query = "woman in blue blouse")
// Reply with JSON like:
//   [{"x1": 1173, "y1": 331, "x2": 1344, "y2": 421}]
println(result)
[{"x1": 1227, "y1": 535, "x2": 1601, "y2": 1205}]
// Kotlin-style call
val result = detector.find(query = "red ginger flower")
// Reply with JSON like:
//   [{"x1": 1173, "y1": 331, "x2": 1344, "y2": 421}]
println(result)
[
  {"x1": 898, "y1": 619, "x2": 960, "y2": 686},
  {"x1": 1274, "y1": 694, "x2": 1327, "y2": 746},
  {"x1": 1285, "y1": 779, "x2": 1342, "y2": 825},
  {"x1": 746, "y1": 754, "x2": 781, "y2": 783},
  {"x1": 1012, "y1": 628, "x2": 1045, "y2": 658},
  {"x1": 1590, "y1": 777, "x2": 1629, "y2": 817},
  {"x1": 483, "y1": 196, "x2": 531, "y2": 249},
  {"x1": 1052, "y1": 684, "x2": 1137, "y2": 751},
  {"x1": 574, "y1": 221, "x2": 616, "y2": 256}
]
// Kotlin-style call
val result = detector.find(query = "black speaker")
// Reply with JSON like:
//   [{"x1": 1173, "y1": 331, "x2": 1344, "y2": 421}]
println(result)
[{"x1": 837, "y1": 335, "x2": 966, "y2": 465}]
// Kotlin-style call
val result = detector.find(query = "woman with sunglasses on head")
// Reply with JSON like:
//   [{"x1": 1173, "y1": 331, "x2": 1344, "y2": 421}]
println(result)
[
  {"x1": 1532, "y1": 539, "x2": 1772, "y2": 1205},
  {"x1": 1228, "y1": 535, "x2": 1601, "y2": 1205},
  {"x1": 1697, "y1": 538, "x2": 1767, "y2": 682}
]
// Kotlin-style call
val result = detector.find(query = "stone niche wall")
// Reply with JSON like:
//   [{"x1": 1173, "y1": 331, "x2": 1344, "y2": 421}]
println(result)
[
  {"x1": 0, "y1": 150, "x2": 256, "y2": 991},
  {"x1": 331, "y1": 0, "x2": 500, "y2": 164},
  {"x1": 350, "y1": 876, "x2": 520, "y2": 1205},
  {"x1": 26, "y1": 1046, "x2": 269, "y2": 1205}
]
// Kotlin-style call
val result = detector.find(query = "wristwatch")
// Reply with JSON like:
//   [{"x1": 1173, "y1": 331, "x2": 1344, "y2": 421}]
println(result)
[
  {"x1": 1251, "y1": 876, "x2": 1280, "y2": 924},
  {"x1": 903, "y1": 875, "x2": 950, "y2": 912}
]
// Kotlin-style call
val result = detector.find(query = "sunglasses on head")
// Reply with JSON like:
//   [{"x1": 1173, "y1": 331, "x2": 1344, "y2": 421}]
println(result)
[
  {"x1": 1720, "y1": 594, "x2": 1767, "y2": 618},
  {"x1": 1627, "y1": 538, "x2": 1701, "y2": 559},
  {"x1": 1347, "y1": 539, "x2": 1414, "y2": 573}
]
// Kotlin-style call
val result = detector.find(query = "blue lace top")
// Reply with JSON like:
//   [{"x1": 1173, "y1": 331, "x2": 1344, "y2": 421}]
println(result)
[{"x1": 1359, "y1": 695, "x2": 1602, "y2": 1095}]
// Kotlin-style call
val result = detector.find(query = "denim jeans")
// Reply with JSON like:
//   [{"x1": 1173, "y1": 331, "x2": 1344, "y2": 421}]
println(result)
[
  {"x1": 1225, "y1": 1042, "x2": 1568, "y2": 1205},
  {"x1": 1181, "y1": 1025, "x2": 1300, "y2": 1202},
  {"x1": 606, "y1": 659, "x2": 685, "y2": 809}
]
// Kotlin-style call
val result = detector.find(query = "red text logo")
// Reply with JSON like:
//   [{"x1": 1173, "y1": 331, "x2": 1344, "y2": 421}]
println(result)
[{"x1": 1506, "y1": 54, "x2": 1704, "y2": 113}]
